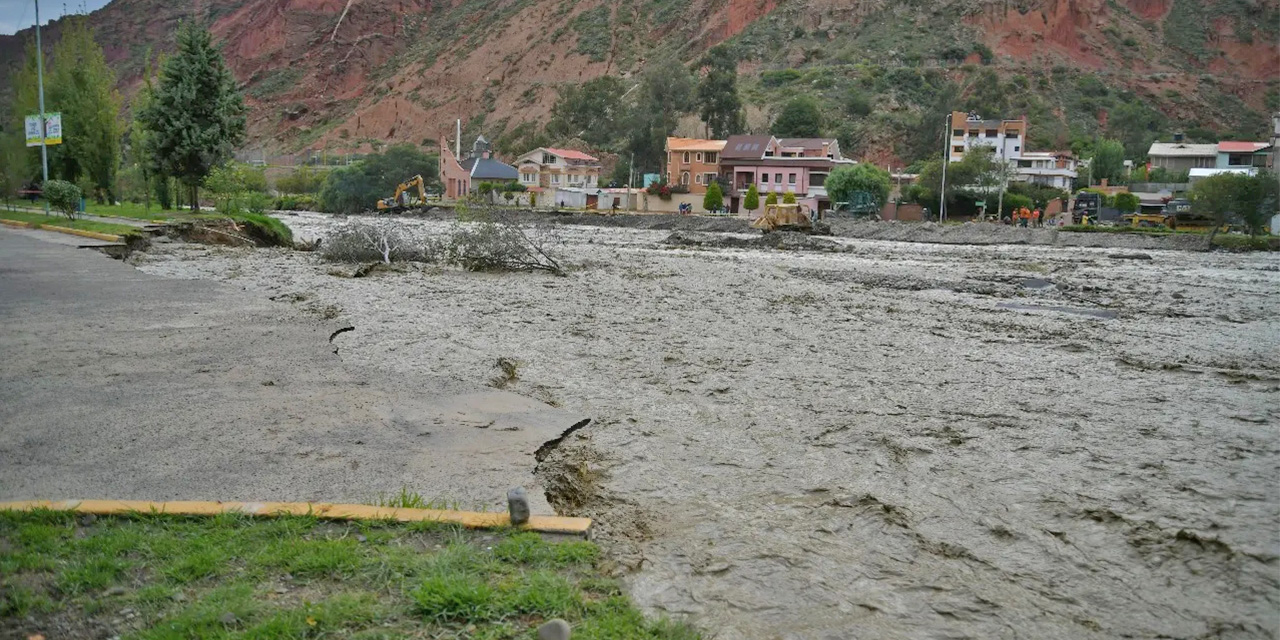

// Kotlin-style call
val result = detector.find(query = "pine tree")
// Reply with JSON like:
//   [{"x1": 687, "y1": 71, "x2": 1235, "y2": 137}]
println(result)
[
  {"x1": 139, "y1": 21, "x2": 246, "y2": 211},
  {"x1": 743, "y1": 182, "x2": 759, "y2": 214},
  {"x1": 703, "y1": 180, "x2": 723, "y2": 213},
  {"x1": 47, "y1": 19, "x2": 122, "y2": 203},
  {"x1": 696, "y1": 45, "x2": 744, "y2": 139}
]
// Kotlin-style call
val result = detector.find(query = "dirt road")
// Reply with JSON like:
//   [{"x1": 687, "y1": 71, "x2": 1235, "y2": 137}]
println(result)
[{"x1": 134, "y1": 215, "x2": 1279, "y2": 639}]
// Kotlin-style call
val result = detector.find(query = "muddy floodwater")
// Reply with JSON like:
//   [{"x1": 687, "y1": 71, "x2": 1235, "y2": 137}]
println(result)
[{"x1": 135, "y1": 214, "x2": 1280, "y2": 639}]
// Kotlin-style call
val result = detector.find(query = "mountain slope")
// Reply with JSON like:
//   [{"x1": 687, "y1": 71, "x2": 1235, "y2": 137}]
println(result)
[{"x1": 2, "y1": 0, "x2": 1276, "y2": 165}]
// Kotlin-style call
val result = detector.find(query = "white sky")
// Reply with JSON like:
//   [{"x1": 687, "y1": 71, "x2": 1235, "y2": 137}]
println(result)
[{"x1": 0, "y1": 0, "x2": 112, "y2": 35}]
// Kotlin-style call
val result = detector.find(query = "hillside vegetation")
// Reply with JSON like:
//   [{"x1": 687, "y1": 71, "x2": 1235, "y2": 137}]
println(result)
[{"x1": 1, "y1": 0, "x2": 1276, "y2": 166}]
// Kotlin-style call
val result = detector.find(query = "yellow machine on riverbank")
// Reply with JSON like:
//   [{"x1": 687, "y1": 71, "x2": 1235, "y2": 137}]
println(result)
[
  {"x1": 751, "y1": 203, "x2": 831, "y2": 234},
  {"x1": 377, "y1": 175, "x2": 427, "y2": 211}
]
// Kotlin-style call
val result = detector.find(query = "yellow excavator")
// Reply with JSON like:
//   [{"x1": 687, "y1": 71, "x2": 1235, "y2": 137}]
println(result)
[
  {"x1": 376, "y1": 175, "x2": 427, "y2": 211},
  {"x1": 750, "y1": 203, "x2": 831, "y2": 235}
]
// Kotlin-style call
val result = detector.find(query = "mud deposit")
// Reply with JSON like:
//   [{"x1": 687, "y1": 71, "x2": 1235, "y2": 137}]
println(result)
[{"x1": 135, "y1": 214, "x2": 1280, "y2": 639}]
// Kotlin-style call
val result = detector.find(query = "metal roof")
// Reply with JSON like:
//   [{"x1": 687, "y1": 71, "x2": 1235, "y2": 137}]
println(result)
[
  {"x1": 1147, "y1": 143, "x2": 1218, "y2": 157},
  {"x1": 721, "y1": 135, "x2": 774, "y2": 159}
]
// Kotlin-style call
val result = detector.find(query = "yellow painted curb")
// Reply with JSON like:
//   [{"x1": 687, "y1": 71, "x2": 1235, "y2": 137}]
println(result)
[
  {"x1": 0, "y1": 219, "x2": 34, "y2": 229},
  {"x1": 39, "y1": 224, "x2": 124, "y2": 242},
  {"x1": 0, "y1": 499, "x2": 593, "y2": 536}
]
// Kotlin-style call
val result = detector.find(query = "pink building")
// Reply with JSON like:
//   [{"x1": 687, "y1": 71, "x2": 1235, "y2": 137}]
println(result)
[
  {"x1": 439, "y1": 137, "x2": 470, "y2": 201},
  {"x1": 718, "y1": 135, "x2": 854, "y2": 215}
]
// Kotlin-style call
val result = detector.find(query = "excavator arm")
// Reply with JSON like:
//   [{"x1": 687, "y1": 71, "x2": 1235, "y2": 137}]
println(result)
[{"x1": 377, "y1": 175, "x2": 427, "y2": 211}]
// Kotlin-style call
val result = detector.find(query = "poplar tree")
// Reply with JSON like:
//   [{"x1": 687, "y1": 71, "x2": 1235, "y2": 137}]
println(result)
[
  {"x1": 47, "y1": 18, "x2": 122, "y2": 203},
  {"x1": 139, "y1": 21, "x2": 245, "y2": 211}
]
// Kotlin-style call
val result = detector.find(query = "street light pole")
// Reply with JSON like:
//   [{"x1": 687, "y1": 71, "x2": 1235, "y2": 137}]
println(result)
[
  {"x1": 939, "y1": 112, "x2": 951, "y2": 222},
  {"x1": 34, "y1": 0, "x2": 50, "y2": 216}
]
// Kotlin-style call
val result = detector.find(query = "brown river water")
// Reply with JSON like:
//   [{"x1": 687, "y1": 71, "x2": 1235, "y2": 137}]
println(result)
[{"x1": 136, "y1": 214, "x2": 1279, "y2": 639}]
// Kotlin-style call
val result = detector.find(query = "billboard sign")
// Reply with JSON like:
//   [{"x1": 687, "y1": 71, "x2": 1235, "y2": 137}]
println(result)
[{"x1": 24, "y1": 113, "x2": 63, "y2": 147}]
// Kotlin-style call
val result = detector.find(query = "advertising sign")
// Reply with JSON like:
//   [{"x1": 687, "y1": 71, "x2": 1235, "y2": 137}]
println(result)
[{"x1": 24, "y1": 113, "x2": 63, "y2": 147}]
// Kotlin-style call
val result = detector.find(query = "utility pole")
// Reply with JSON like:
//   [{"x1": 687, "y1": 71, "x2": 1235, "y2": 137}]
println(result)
[
  {"x1": 939, "y1": 112, "x2": 951, "y2": 223},
  {"x1": 35, "y1": 0, "x2": 50, "y2": 216}
]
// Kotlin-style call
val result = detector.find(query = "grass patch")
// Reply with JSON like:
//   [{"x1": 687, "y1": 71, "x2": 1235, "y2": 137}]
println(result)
[
  {"x1": 191, "y1": 212, "x2": 295, "y2": 247},
  {"x1": 0, "y1": 509, "x2": 699, "y2": 638},
  {"x1": 84, "y1": 201, "x2": 186, "y2": 221},
  {"x1": 0, "y1": 210, "x2": 141, "y2": 237}
]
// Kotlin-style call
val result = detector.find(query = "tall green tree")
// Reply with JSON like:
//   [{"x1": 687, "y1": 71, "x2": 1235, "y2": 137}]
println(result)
[
  {"x1": 126, "y1": 51, "x2": 159, "y2": 211},
  {"x1": 546, "y1": 76, "x2": 627, "y2": 148},
  {"x1": 139, "y1": 21, "x2": 246, "y2": 211},
  {"x1": 4, "y1": 40, "x2": 44, "y2": 189},
  {"x1": 772, "y1": 96, "x2": 824, "y2": 138},
  {"x1": 1090, "y1": 139, "x2": 1126, "y2": 185},
  {"x1": 47, "y1": 18, "x2": 122, "y2": 203},
  {"x1": 703, "y1": 180, "x2": 723, "y2": 212},
  {"x1": 626, "y1": 56, "x2": 696, "y2": 175},
  {"x1": 743, "y1": 182, "x2": 760, "y2": 214},
  {"x1": 1191, "y1": 172, "x2": 1278, "y2": 238},
  {"x1": 696, "y1": 45, "x2": 744, "y2": 139},
  {"x1": 917, "y1": 146, "x2": 995, "y2": 206},
  {"x1": 826, "y1": 164, "x2": 891, "y2": 208}
]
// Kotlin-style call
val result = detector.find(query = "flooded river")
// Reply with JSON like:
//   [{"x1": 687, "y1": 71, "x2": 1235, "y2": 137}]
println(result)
[{"x1": 137, "y1": 215, "x2": 1280, "y2": 639}]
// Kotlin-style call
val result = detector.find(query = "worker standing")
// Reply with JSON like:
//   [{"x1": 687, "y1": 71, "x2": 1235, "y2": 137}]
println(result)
[{"x1": 1033, "y1": 208, "x2": 1042, "y2": 227}]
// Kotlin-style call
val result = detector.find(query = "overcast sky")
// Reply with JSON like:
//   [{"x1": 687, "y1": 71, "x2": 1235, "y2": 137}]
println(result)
[{"x1": 0, "y1": 0, "x2": 112, "y2": 35}]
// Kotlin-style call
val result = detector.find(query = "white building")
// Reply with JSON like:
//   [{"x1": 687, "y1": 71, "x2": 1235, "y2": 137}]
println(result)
[
  {"x1": 1014, "y1": 151, "x2": 1078, "y2": 190},
  {"x1": 949, "y1": 111, "x2": 1026, "y2": 163}
]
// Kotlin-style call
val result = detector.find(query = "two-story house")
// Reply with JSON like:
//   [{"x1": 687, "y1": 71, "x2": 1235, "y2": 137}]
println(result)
[
  {"x1": 665, "y1": 138, "x2": 726, "y2": 194},
  {"x1": 717, "y1": 135, "x2": 853, "y2": 214},
  {"x1": 1014, "y1": 151, "x2": 1078, "y2": 190},
  {"x1": 514, "y1": 148, "x2": 601, "y2": 191}
]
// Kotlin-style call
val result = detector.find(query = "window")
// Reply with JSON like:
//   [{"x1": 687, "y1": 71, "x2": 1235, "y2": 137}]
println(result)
[
  {"x1": 696, "y1": 152, "x2": 703, "y2": 163},
  {"x1": 705, "y1": 152, "x2": 718, "y2": 164},
  {"x1": 683, "y1": 152, "x2": 691, "y2": 163},
  {"x1": 953, "y1": 129, "x2": 964, "y2": 137},
  {"x1": 695, "y1": 174, "x2": 703, "y2": 185},
  {"x1": 761, "y1": 173, "x2": 770, "y2": 184},
  {"x1": 968, "y1": 129, "x2": 979, "y2": 137},
  {"x1": 1014, "y1": 146, "x2": 1021, "y2": 152},
  {"x1": 542, "y1": 153, "x2": 556, "y2": 164},
  {"x1": 953, "y1": 146, "x2": 964, "y2": 153},
  {"x1": 681, "y1": 171, "x2": 690, "y2": 186},
  {"x1": 1006, "y1": 131, "x2": 1020, "y2": 139},
  {"x1": 811, "y1": 174, "x2": 826, "y2": 187},
  {"x1": 986, "y1": 129, "x2": 998, "y2": 137},
  {"x1": 788, "y1": 173, "x2": 797, "y2": 184},
  {"x1": 551, "y1": 174, "x2": 560, "y2": 184},
  {"x1": 521, "y1": 172, "x2": 535, "y2": 182},
  {"x1": 704, "y1": 173, "x2": 717, "y2": 185}
]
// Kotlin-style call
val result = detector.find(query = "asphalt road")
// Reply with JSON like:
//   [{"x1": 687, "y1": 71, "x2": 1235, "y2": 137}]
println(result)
[{"x1": 0, "y1": 230, "x2": 580, "y2": 513}]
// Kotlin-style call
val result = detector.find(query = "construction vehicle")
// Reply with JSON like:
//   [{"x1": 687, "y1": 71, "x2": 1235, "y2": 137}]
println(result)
[
  {"x1": 751, "y1": 203, "x2": 831, "y2": 235},
  {"x1": 376, "y1": 175, "x2": 427, "y2": 211},
  {"x1": 1160, "y1": 198, "x2": 1229, "y2": 232},
  {"x1": 824, "y1": 191, "x2": 881, "y2": 220},
  {"x1": 1072, "y1": 191, "x2": 1101, "y2": 225}
]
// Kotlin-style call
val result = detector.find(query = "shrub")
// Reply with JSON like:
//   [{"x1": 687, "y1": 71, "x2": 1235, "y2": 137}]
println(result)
[
  {"x1": 1113, "y1": 192, "x2": 1140, "y2": 213},
  {"x1": 1001, "y1": 194, "x2": 1034, "y2": 217},
  {"x1": 826, "y1": 164, "x2": 891, "y2": 208},
  {"x1": 275, "y1": 194, "x2": 320, "y2": 211},
  {"x1": 275, "y1": 166, "x2": 325, "y2": 194},
  {"x1": 322, "y1": 215, "x2": 562, "y2": 274},
  {"x1": 43, "y1": 180, "x2": 82, "y2": 220},
  {"x1": 322, "y1": 221, "x2": 431, "y2": 264},
  {"x1": 783, "y1": 192, "x2": 797, "y2": 204},
  {"x1": 703, "y1": 181, "x2": 724, "y2": 212},
  {"x1": 765, "y1": 192, "x2": 778, "y2": 206}
]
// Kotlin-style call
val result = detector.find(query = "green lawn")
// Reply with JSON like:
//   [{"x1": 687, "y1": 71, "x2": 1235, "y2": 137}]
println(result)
[
  {"x1": 0, "y1": 510, "x2": 698, "y2": 639},
  {"x1": 84, "y1": 201, "x2": 187, "y2": 222},
  {"x1": 0, "y1": 210, "x2": 141, "y2": 237}
]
